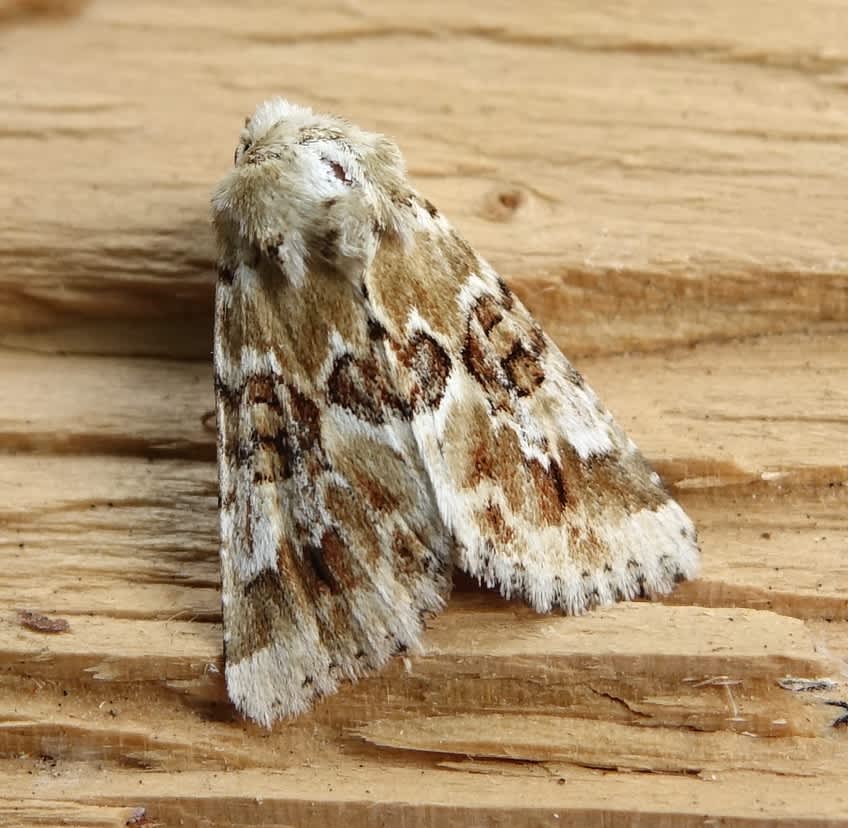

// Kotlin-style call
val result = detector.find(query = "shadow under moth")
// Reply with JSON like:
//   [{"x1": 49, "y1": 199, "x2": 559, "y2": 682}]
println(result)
[{"x1": 211, "y1": 99, "x2": 700, "y2": 726}]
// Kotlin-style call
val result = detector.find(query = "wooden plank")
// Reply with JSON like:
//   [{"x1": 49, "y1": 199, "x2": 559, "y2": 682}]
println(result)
[
  {"x1": 1, "y1": 2, "x2": 846, "y2": 358},
  {"x1": 2, "y1": 332, "x2": 845, "y2": 626},
  {"x1": 2, "y1": 0, "x2": 848, "y2": 825},
  {"x1": 0, "y1": 799, "x2": 148, "y2": 828},
  {"x1": 356, "y1": 712, "x2": 848, "y2": 775},
  {"x1": 2, "y1": 761, "x2": 848, "y2": 828},
  {"x1": 0, "y1": 598, "x2": 835, "y2": 727},
  {"x1": 4, "y1": 327, "x2": 846, "y2": 472}
]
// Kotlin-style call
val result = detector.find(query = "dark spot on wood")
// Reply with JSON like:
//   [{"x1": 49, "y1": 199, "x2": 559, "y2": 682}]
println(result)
[
  {"x1": 498, "y1": 189, "x2": 524, "y2": 210},
  {"x1": 481, "y1": 187, "x2": 528, "y2": 222},
  {"x1": 200, "y1": 410, "x2": 216, "y2": 432},
  {"x1": 17, "y1": 610, "x2": 70, "y2": 634}
]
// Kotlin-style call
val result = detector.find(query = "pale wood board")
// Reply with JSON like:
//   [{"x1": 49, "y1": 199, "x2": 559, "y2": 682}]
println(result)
[{"x1": 1, "y1": 1, "x2": 847, "y2": 826}]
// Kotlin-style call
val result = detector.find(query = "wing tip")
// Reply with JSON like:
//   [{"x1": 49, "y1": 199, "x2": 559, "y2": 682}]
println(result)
[
  {"x1": 224, "y1": 591, "x2": 447, "y2": 727},
  {"x1": 460, "y1": 498, "x2": 700, "y2": 616}
]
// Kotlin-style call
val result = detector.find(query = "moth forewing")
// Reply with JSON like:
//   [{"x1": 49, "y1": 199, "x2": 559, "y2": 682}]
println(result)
[{"x1": 211, "y1": 97, "x2": 699, "y2": 725}]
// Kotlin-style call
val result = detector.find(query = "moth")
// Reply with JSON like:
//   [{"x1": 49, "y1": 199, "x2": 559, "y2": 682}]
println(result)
[{"x1": 211, "y1": 99, "x2": 699, "y2": 726}]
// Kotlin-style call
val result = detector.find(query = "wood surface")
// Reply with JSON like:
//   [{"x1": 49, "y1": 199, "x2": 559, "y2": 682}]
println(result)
[{"x1": 2, "y1": 1, "x2": 847, "y2": 825}]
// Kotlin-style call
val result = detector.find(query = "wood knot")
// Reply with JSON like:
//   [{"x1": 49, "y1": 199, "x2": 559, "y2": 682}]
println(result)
[{"x1": 480, "y1": 186, "x2": 528, "y2": 222}]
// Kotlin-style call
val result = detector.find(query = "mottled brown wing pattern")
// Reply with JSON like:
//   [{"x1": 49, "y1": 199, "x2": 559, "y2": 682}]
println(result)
[
  {"x1": 211, "y1": 97, "x2": 698, "y2": 724},
  {"x1": 215, "y1": 255, "x2": 452, "y2": 726},
  {"x1": 367, "y1": 224, "x2": 699, "y2": 615}
]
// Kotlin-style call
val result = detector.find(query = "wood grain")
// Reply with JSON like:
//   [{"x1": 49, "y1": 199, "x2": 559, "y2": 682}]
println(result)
[{"x1": 1, "y1": 1, "x2": 847, "y2": 825}]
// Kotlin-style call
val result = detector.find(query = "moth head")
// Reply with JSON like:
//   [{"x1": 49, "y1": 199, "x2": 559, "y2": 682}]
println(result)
[{"x1": 212, "y1": 98, "x2": 409, "y2": 285}]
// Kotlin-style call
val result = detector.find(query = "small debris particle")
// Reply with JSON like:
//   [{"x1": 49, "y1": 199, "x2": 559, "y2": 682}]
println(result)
[
  {"x1": 126, "y1": 807, "x2": 150, "y2": 826},
  {"x1": 17, "y1": 610, "x2": 70, "y2": 634},
  {"x1": 826, "y1": 701, "x2": 848, "y2": 728},
  {"x1": 778, "y1": 677, "x2": 837, "y2": 693}
]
